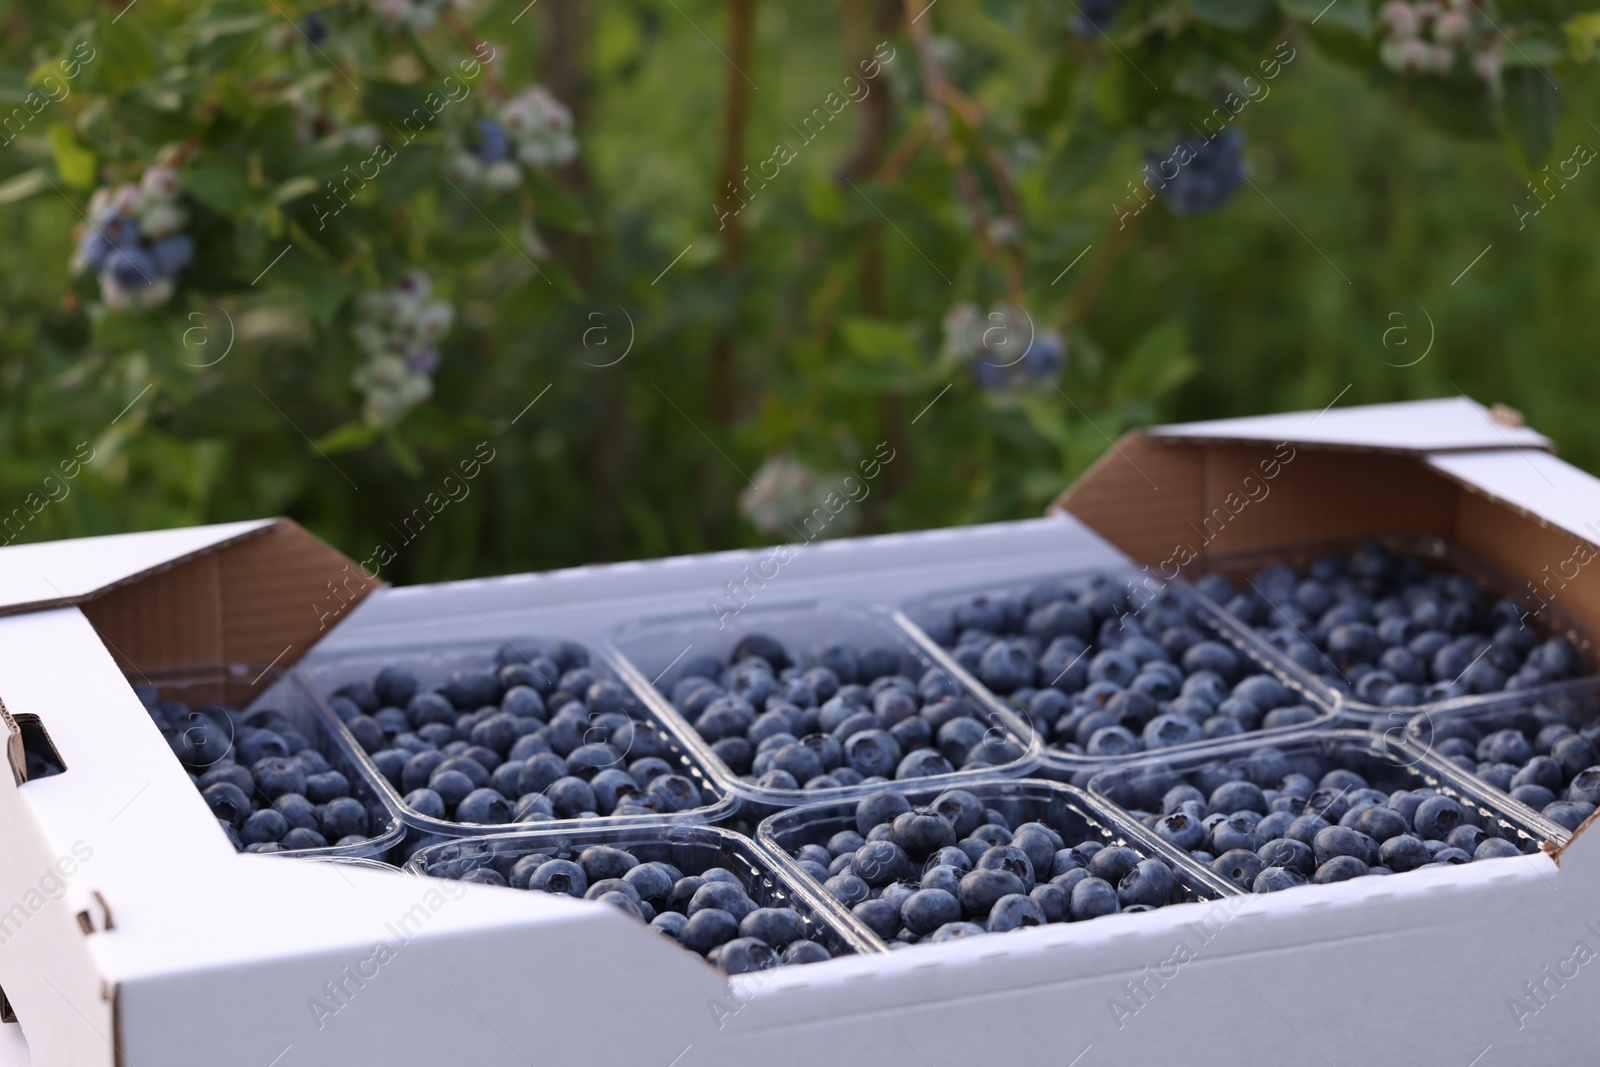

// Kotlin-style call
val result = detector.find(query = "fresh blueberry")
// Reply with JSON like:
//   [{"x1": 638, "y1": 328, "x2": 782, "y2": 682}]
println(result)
[
  {"x1": 681, "y1": 909, "x2": 740, "y2": 954},
  {"x1": 1413, "y1": 796, "x2": 1466, "y2": 840},
  {"x1": 1068, "y1": 876, "x2": 1120, "y2": 920},
  {"x1": 958, "y1": 868, "x2": 1025, "y2": 919},
  {"x1": 986, "y1": 893, "x2": 1046, "y2": 932},
  {"x1": 1252, "y1": 866, "x2": 1304, "y2": 893}
]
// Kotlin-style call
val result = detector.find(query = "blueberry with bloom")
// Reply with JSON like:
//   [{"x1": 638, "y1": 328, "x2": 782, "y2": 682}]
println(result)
[
  {"x1": 71, "y1": 165, "x2": 195, "y2": 313},
  {"x1": 942, "y1": 302, "x2": 1066, "y2": 391},
  {"x1": 1378, "y1": 0, "x2": 1503, "y2": 88},
  {"x1": 351, "y1": 271, "x2": 453, "y2": 427},
  {"x1": 447, "y1": 86, "x2": 578, "y2": 192},
  {"x1": 739, "y1": 455, "x2": 830, "y2": 537}
]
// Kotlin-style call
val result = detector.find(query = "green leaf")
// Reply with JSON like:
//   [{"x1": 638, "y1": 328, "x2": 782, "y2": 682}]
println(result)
[
  {"x1": 524, "y1": 170, "x2": 592, "y2": 232},
  {"x1": 47, "y1": 124, "x2": 97, "y2": 188},
  {"x1": 1408, "y1": 78, "x2": 1498, "y2": 140},
  {"x1": 1503, "y1": 67, "x2": 1562, "y2": 169},
  {"x1": 273, "y1": 176, "x2": 321, "y2": 205},
  {"x1": 1017, "y1": 393, "x2": 1070, "y2": 448},
  {"x1": 1280, "y1": 0, "x2": 1371, "y2": 36},
  {"x1": 273, "y1": 251, "x2": 358, "y2": 322},
  {"x1": 0, "y1": 168, "x2": 49, "y2": 206},
  {"x1": 1191, "y1": 0, "x2": 1277, "y2": 31},
  {"x1": 92, "y1": 14, "x2": 157, "y2": 91},
  {"x1": 835, "y1": 318, "x2": 936, "y2": 391},
  {"x1": 1046, "y1": 136, "x2": 1115, "y2": 199},
  {"x1": 383, "y1": 427, "x2": 423, "y2": 477},
  {"x1": 91, "y1": 308, "x2": 154, "y2": 353},
  {"x1": 186, "y1": 164, "x2": 252, "y2": 216},
  {"x1": 364, "y1": 81, "x2": 432, "y2": 133},
  {"x1": 1112, "y1": 320, "x2": 1196, "y2": 401},
  {"x1": 316, "y1": 422, "x2": 379, "y2": 454}
]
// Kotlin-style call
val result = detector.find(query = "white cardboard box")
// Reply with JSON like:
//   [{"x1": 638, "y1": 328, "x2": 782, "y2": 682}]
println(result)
[{"x1": 2, "y1": 397, "x2": 1599, "y2": 1066}]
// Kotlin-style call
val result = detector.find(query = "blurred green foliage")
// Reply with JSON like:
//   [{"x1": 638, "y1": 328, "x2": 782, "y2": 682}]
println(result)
[{"x1": 0, "y1": 0, "x2": 1598, "y2": 584}]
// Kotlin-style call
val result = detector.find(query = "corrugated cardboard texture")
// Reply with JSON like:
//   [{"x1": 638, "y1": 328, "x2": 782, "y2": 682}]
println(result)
[
  {"x1": 1057, "y1": 433, "x2": 1600, "y2": 635},
  {"x1": 1053, "y1": 436, "x2": 1457, "y2": 565},
  {"x1": 80, "y1": 521, "x2": 373, "y2": 701}
]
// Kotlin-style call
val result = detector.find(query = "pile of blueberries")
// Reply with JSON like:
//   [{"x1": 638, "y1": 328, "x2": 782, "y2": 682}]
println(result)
[
  {"x1": 328, "y1": 641, "x2": 709, "y2": 825},
  {"x1": 1094, "y1": 743, "x2": 1530, "y2": 893},
  {"x1": 1425, "y1": 708, "x2": 1600, "y2": 832},
  {"x1": 922, "y1": 576, "x2": 1318, "y2": 757},
  {"x1": 134, "y1": 685, "x2": 390, "y2": 853},
  {"x1": 788, "y1": 789, "x2": 1187, "y2": 946},
  {"x1": 1196, "y1": 542, "x2": 1587, "y2": 706},
  {"x1": 446, "y1": 842, "x2": 836, "y2": 973},
  {"x1": 661, "y1": 635, "x2": 1026, "y2": 791}
]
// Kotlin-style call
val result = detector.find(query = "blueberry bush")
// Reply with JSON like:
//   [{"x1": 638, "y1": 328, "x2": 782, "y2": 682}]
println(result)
[{"x1": 1, "y1": 1, "x2": 1597, "y2": 580}]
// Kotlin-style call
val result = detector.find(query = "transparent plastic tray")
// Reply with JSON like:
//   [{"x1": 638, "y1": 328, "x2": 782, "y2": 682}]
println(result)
[
  {"x1": 134, "y1": 665, "x2": 406, "y2": 863},
  {"x1": 1185, "y1": 533, "x2": 1599, "y2": 724},
  {"x1": 757, "y1": 777, "x2": 1236, "y2": 951},
  {"x1": 1088, "y1": 729, "x2": 1554, "y2": 893},
  {"x1": 1402, "y1": 678, "x2": 1600, "y2": 843},
  {"x1": 896, "y1": 570, "x2": 1335, "y2": 775},
  {"x1": 296, "y1": 638, "x2": 737, "y2": 839},
  {"x1": 404, "y1": 822, "x2": 881, "y2": 965},
  {"x1": 301, "y1": 855, "x2": 401, "y2": 873},
  {"x1": 606, "y1": 600, "x2": 1043, "y2": 816}
]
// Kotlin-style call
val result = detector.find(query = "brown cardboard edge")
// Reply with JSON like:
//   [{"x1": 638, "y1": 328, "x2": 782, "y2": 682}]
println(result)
[
  {"x1": 0, "y1": 523, "x2": 279, "y2": 620},
  {"x1": 1044, "y1": 433, "x2": 1564, "y2": 519},
  {"x1": 1426, "y1": 459, "x2": 1600, "y2": 553},
  {"x1": 1045, "y1": 429, "x2": 1148, "y2": 516},
  {"x1": 111, "y1": 979, "x2": 123, "y2": 1067},
  {"x1": 1550, "y1": 807, "x2": 1600, "y2": 867}
]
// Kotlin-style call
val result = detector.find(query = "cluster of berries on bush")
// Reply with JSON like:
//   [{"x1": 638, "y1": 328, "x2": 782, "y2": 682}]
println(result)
[
  {"x1": 942, "y1": 303, "x2": 1066, "y2": 391},
  {"x1": 739, "y1": 455, "x2": 830, "y2": 537},
  {"x1": 1146, "y1": 130, "x2": 1247, "y2": 217},
  {"x1": 71, "y1": 166, "x2": 196, "y2": 313},
  {"x1": 1378, "y1": 0, "x2": 1503, "y2": 86},
  {"x1": 283, "y1": 79, "x2": 381, "y2": 150},
  {"x1": 350, "y1": 271, "x2": 453, "y2": 427},
  {"x1": 447, "y1": 87, "x2": 579, "y2": 193},
  {"x1": 1071, "y1": 0, "x2": 1122, "y2": 35}
]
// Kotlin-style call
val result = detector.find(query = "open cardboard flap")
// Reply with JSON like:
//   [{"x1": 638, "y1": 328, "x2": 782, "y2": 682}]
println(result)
[
  {"x1": 1050, "y1": 399, "x2": 1600, "y2": 634},
  {"x1": 0, "y1": 518, "x2": 382, "y2": 696},
  {"x1": 1145, "y1": 395, "x2": 1552, "y2": 454},
  {"x1": 0, "y1": 522, "x2": 384, "y2": 1066}
]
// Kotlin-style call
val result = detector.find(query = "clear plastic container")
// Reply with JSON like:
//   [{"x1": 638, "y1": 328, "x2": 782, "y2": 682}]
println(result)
[
  {"x1": 404, "y1": 822, "x2": 881, "y2": 965},
  {"x1": 606, "y1": 600, "x2": 1043, "y2": 817},
  {"x1": 295, "y1": 638, "x2": 737, "y2": 840},
  {"x1": 1088, "y1": 729, "x2": 1554, "y2": 893},
  {"x1": 757, "y1": 777, "x2": 1236, "y2": 950},
  {"x1": 896, "y1": 570, "x2": 1336, "y2": 776},
  {"x1": 301, "y1": 855, "x2": 400, "y2": 873},
  {"x1": 134, "y1": 665, "x2": 406, "y2": 863},
  {"x1": 1184, "y1": 533, "x2": 1599, "y2": 724},
  {"x1": 1402, "y1": 678, "x2": 1600, "y2": 843}
]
